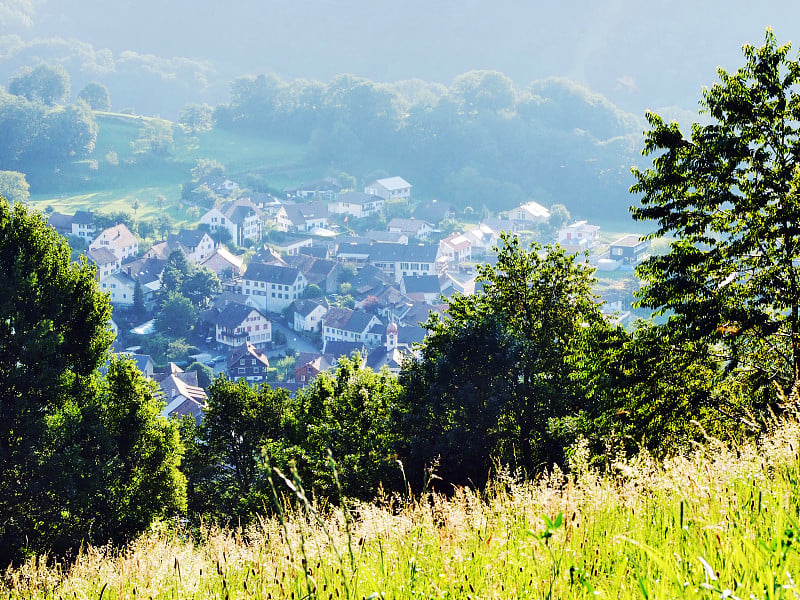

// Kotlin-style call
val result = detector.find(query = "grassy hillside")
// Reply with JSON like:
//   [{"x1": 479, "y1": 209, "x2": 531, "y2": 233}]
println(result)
[
  {"x1": 5, "y1": 418, "x2": 800, "y2": 598},
  {"x1": 27, "y1": 113, "x2": 311, "y2": 224}
]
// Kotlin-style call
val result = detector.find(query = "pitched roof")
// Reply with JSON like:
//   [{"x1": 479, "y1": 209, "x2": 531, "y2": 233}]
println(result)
[
  {"x1": 123, "y1": 257, "x2": 166, "y2": 285},
  {"x1": 337, "y1": 191, "x2": 381, "y2": 205},
  {"x1": 323, "y1": 306, "x2": 354, "y2": 330},
  {"x1": 388, "y1": 218, "x2": 431, "y2": 232},
  {"x1": 96, "y1": 224, "x2": 137, "y2": 248},
  {"x1": 169, "y1": 228, "x2": 209, "y2": 248},
  {"x1": 48, "y1": 212, "x2": 73, "y2": 232},
  {"x1": 226, "y1": 342, "x2": 270, "y2": 370},
  {"x1": 242, "y1": 262, "x2": 302, "y2": 284},
  {"x1": 215, "y1": 302, "x2": 263, "y2": 329},
  {"x1": 87, "y1": 246, "x2": 118, "y2": 265},
  {"x1": 72, "y1": 210, "x2": 94, "y2": 225},
  {"x1": 322, "y1": 340, "x2": 366, "y2": 359},
  {"x1": 370, "y1": 243, "x2": 439, "y2": 264},
  {"x1": 402, "y1": 275, "x2": 442, "y2": 294},
  {"x1": 292, "y1": 298, "x2": 328, "y2": 318},
  {"x1": 372, "y1": 176, "x2": 411, "y2": 190}
]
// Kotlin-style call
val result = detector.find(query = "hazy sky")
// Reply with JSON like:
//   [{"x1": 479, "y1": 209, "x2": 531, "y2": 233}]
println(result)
[{"x1": 4, "y1": 0, "x2": 800, "y2": 116}]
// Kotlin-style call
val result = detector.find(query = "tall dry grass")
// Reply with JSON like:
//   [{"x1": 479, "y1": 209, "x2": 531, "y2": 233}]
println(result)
[{"x1": 5, "y1": 415, "x2": 800, "y2": 598}]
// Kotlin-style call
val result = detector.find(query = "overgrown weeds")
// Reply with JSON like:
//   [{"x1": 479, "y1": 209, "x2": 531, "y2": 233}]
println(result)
[{"x1": 6, "y1": 416, "x2": 800, "y2": 598}]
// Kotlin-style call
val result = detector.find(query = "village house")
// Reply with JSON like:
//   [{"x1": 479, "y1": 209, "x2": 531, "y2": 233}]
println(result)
[
  {"x1": 285, "y1": 255, "x2": 341, "y2": 293},
  {"x1": 200, "y1": 199, "x2": 263, "y2": 246},
  {"x1": 157, "y1": 365, "x2": 207, "y2": 422},
  {"x1": 504, "y1": 200, "x2": 551, "y2": 225},
  {"x1": 200, "y1": 246, "x2": 245, "y2": 277},
  {"x1": 463, "y1": 223, "x2": 501, "y2": 256},
  {"x1": 214, "y1": 302, "x2": 272, "y2": 349},
  {"x1": 294, "y1": 352, "x2": 332, "y2": 385},
  {"x1": 329, "y1": 191, "x2": 385, "y2": 218},
  {"x1": 87, "y1": 247, "x2": 120, "y2": 280},
  {"x1": 90, "y1": 223, "x2": 138, "y2": 261},
  {"x1": 226, "y1": 342, "x2": 271, "y2": 383},
  {"x1": 387, "y1": 217, "x2": 433, "y2": 240},
  {"x1": 558, "y1": 221, "x2": 601, "y2": 250},
  {"x1": 99, "y1": 270, "x2": 137, "y2": 306},
  {"x1": 439, "y1": 232, "x2": 473, "y2": 263},
  {"x1": 241, "y1": 263, "x2": 308, "y2": 313},
  {"x1": 71, "y1": 210, "x2": 95, "y2": 240},
  {"x1": 322, "y1": 307, "x2": 383, "y2": 345},
  {"x1": 274, "y1": 201, "x2": 329, "y2": 233},
  {"x1": 120, "y1": 257, "x2": 165, "y2": 310},
  {"x1": 609, "y1": 234, "x2": 650, "y2": 265},
  {"x1": 289, "y1": 298, "x2": 329, "y2": 332},
  {"x1": 364, "y1": 176, "x2": 412, "y2": 201}
]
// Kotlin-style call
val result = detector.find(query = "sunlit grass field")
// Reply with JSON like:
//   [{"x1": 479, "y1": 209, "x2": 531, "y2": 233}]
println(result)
[
  {"x1": 5, "y1": 417, "x2": 800, "y2": 599},
  {"x1": 27, "y1": 113, "x2": 312, "y2": 222}
]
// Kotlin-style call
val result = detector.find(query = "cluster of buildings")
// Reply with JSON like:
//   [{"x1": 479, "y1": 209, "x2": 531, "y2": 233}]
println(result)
[{"x1": 49, "y1": 175, "x2": 649, "y2": 421}]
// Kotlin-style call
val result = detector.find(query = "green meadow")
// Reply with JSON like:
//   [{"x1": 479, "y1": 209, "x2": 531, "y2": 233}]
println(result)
[{"x1": 27, "y1": 113, "x2": 311, "y2": 224}]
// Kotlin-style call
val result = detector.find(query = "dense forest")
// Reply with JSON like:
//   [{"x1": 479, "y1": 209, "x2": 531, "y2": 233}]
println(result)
[{"x1": 0, "y1": 60, "x2": 642, "y2": 220}]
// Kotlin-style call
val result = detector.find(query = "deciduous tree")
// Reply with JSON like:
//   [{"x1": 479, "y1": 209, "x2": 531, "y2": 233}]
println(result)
[{"x1": 631, "y1": 29, "x2": 800, "y2": 400}]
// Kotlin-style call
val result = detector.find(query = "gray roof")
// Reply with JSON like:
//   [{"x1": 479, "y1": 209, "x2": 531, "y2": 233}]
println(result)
[
  {"x1": 370, "y1": 243, "x2": 439, "y2": 263},
  {"x1": 226, "y1": 342, "x2": 270, "y2": 370},
  {"x1": 402, "y1": 275, "x2": 441, "y2": 294},
  {"x1": 292, "y1": 298, "x2": 328, "y2": 317},
  {"x1": 169, "y1": 229, "x2": 208, "y2": 248},
  {"x1": 87, "y1": 246, "x2": 118, "y2": 265},
  {"x1": 215, "y1": 302, "x2": 262, "y2": 329},
  {"x1": 123, "y1": 257, "x2": 166, "y2": 285},
  {"x1": 243, "y1": 262, "x2": 302, "y2": 284},
  {"x1": 323, "y1": 340, "x2": 366, "y2": 359},
  {"x1": 73, "y1": 210, "x2": 94, "y2": 225},
  {"x1": 337, "y1": 191, "x2": 380, "y2": 205}
]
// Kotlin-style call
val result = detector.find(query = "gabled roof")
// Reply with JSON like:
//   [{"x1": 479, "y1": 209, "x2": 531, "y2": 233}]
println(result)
[
  {"x1": 87, "y1": 246, "x2": 119, "y2": 266},
  {"x1": 322, "y1": 340, "x2": 366, "y2": 360},
  {"x1": 402, "y1": 275, "x2": 442, "y2": 294},
  {"x1": 95, "y1": 224, "x2": 137, "y2": 248},
  {"x1": 201, "y1": 246, "x2": 244, "y2": 271},
  {"x1": 371, "y1": 176, "x2": 411, "y2": 190},
  {"x1": 324, "y1": 306, "x2": 354, "y2": 330},
  {"x1": 73, "y1": 210, "x2": 94, "y2": 225},
  {"x1": 48, "y1": 212, "x2": 73, "y2": 232},
  {"x1": 123, "y1": 257, "x2": 166, "y2": 285},
  {"x1": 337, "y1": 191, "x2": 382, "y2": 205},
  {"x1": 388, "y1": 218, "x2": 431, "y2": 232},
  {"x1": 242, "y1": 262, "x2": 302, "y2": 284},
  {"x1": 296, "y1": 352, "x2": 332, "y2": 374},
  {"x1": 441, "y1": 233, "x2": 472, "y2": 251},
  {"x1": 215, "y1": 302, "x2": 263, "y2": 329},
  {"x1": 169, "y1": 229, "x2": 209, "y2": 248},
  {"x1": 226, "y1": 342, "x2": 270, "y2": 370},
  {"x1": 291, "y1": 298, "x2": 328, "y2": 318},
  {"x1": 365, "y1": 230, "x2": 407, "y2": 244},
  {"x1": 412, "y1": 200, "x2": 452, "y2": 223},
  {"x1": 370, "y1": 243, "x2": 440, "y2": 264}
]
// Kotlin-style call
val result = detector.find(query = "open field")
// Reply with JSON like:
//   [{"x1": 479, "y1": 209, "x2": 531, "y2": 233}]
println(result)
[
  {"x1": 27, "y1": 113, "x2": 312, "y2": 223},
  {"x1": 5, "y1": 417, "x2": 800, "y2": 598}
]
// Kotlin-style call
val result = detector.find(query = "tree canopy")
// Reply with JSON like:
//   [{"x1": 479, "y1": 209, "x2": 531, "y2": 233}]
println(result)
[
  {"x1": 631, "y1": 29, "x2": 800, "y2": 400},
  {"x1": 0, "y1": 199, "x2": 185, "y2": 563}
]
